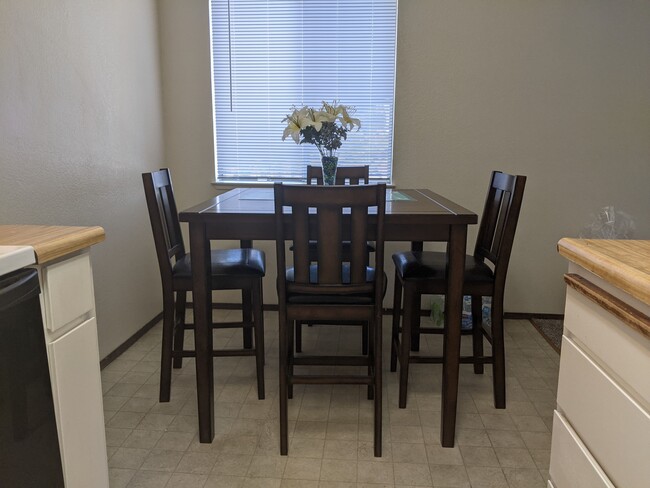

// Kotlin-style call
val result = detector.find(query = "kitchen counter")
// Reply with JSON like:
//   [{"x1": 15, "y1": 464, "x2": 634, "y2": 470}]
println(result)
[
  {"x1": 549, "y1": 238, "x2": 650, "y2": 488},
  {"x1": 557, "y1": 238, "x2": 650, "y2": 306},
  {"x1": 0, "y1": 225, "x2": 105, "y2": 264},
  {"x1": 0, "y1": 224, "x2": 109, "y2": 488}
]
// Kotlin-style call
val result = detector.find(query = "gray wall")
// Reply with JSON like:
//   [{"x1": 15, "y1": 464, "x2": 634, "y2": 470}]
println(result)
[
  {"x1": 0, "y1": 0, "x2": 165, "y2": 358},
  {"x1": 159, "y1": 0, "x2": 650, "y2": 314}
]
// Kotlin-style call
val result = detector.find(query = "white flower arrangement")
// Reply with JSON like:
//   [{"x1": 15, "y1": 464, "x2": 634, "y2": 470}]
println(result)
[{"x1": 282, "y1": 101, "x2": 360, "y2": 158}]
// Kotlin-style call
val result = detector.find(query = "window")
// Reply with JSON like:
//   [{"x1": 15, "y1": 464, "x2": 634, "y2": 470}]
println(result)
[{"x1": 210, "y1": 0, "x2": 397, "y2": 183}]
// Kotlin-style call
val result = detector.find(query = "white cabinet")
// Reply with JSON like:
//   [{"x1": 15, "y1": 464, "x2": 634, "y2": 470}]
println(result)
[
  {"x1": 37, "y1": 250, "x2": 109, "y2": 488},
  {"x1": 551, "y1": 239, "x2": 650, "y2": 488}
]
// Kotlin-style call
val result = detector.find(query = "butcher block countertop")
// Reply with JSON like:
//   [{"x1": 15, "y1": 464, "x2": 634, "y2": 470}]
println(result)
[
  {"x1": 0, "y1": 225, "x2": 105, "y2": 264},
  {"x1": 558, "y1": 238, "x2": 650, "y2": 306}
]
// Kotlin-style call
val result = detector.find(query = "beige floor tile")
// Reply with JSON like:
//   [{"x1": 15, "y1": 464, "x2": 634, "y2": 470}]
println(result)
[
  {"x1": 124, "y1": 430, "x2": 165, "y2": 450},
  {"x1": 391, "y1": 442, "x2": 428, "y2": 464},
  {"x1": 356, "y1": 460, "x2": 394, "y2": 483},
  {"x1": 393, "y1": 462, "x2": 432, "y2": 486},
  {"x1": 204, "y1": 475, "x2": 245, "y2": 488},
  {"x1": 109, "y1": 468, "x2": 136, "y2": 488},
  {"x1": 283, "y1": 457, "x2": 321, "y2": 480},
  {"x1": 126, "y1": 470, "x2": 171, "y2": 488},
  {"x1": 494, "y1": 447, "x2": 537, "y2": 469},
  {"x1": 154, "y1": 431, "x2": 195, "y2": 451},
  {"x1": 323, "y1": 439, "x2": 358, "y2": 460},
  {"x1": 211, "y1": 453, "x2": 253, "y2": 476},
  {"x1": 140, "y1": 449, "x2": 183, "y2": 472},
  {"x1": 108, "y1": 411, "x2": 147, "y2": 429},
  {"x1": 109, "y1": 447, "x2": 150, "y2": 470},
  {"x1": 319, "y1": 458, "x2": 357, "y2": 482},
  {"x1": 428, "y1": 464, "x2": 470, "y2": 487},
  {"x1": 465, "y1": 466, "x2": 508, "y2": 488},
  {"x1": 247, "y1": 455, "x2": 287, "y2": 478},
  {"x1": 503, "y1": 467, "x2": 547, "y2": 487},
  {"x1": 176, "y1": 451, "x2": 219, "y2": 474},
  {"x1": 425, "y1": 444, "x2": 463, "y2": 466},
  {"x1": 459, "y1": 446, "x2": 500, "y2": 467},
  {"x1": 288, "y1": 437, "x2": 325, "y2": 458},
  {"x1": 100, "y1": 316, "x2": 560, "y2": 488},
  {"x1": 164, "y1": 472, "x2": 208, "y2": 487}
]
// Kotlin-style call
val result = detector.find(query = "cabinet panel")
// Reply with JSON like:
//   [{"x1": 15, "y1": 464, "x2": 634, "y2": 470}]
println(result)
[
  {"x1": 42, "y1": 253, "x2": 94, "y2": 332},
  {"x1": 49, "y1": 317, "x2": 109, "y2": 488},
  {"x1": 549, "y1": 411, "x2": 612, "y2": 488},
  {"x1": 557, "y1": 336, "x2": 650, "y2": 488},
  {"x1": 564, "y1": 285, "x2": 650, "y2": 406}
]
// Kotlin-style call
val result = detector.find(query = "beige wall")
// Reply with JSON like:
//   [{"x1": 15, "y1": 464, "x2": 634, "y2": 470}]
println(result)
[
  {"x1": 161, "y1": 0, "x2": 650, "y2": 314},
  {"x1": 0, "y1": 0, "x2": 165, "y2": 358}
]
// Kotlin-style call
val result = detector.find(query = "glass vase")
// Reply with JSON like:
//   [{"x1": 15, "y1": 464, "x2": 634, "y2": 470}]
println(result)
[{"x1": 321, "y1": 156, "x2": 338, "y2": 185}]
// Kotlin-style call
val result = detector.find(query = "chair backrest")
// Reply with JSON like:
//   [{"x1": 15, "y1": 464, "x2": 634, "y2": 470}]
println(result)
[
  {"x1": 474, "y1": 171, "x2": 527, "y2": 286},
  {"x1": 142, "y1": 169, "x2": 185, "y2": 286},
  {"x1": 274, "y1": 183, "x2": 386, "y2": 300},
  {"x1": 306, "y1": 165, "x2": 370, "y2": 185}
]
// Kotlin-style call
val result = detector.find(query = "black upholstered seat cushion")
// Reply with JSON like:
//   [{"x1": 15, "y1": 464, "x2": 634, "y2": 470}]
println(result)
[
  {"x1": 173, "y1": 249, "x2": 266, "y2": 278},
  {"x1": 291, "y1": 241, "x2": 376, "y2": 256},
  {"x1": 286, "y1": 264, "x2": 384, "y2": 304},
  {"x1": 392, "y1": 251, "x2": 494, "y2": 283}
]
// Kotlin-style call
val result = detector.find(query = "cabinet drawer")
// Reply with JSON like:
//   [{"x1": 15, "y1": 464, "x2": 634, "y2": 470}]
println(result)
[
  {"x1": 48, "y1": 317, "x2": 109, "y2": 488},
  {"x1": 42, "y1": 253, "x2": 94, "y2": 332},
  {"x1": 564, "y1": 286, "x2": 650, "y2": 405},
  {"x1": 549, "y1": 411, "x2": 612, "y2": 488},
  {"x1": 557, "y1": 336, "x2": 650, "y2": 488}
]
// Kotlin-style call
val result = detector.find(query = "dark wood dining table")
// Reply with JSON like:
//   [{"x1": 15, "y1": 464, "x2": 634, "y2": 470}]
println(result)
[{"x1": 179, "y1": 187, "x2": 477, "y2": 448}]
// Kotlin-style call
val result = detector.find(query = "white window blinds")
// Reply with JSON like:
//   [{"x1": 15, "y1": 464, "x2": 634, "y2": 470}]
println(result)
[{"x1": 210, "y1": 0, "x2": 397, "y2": 182}]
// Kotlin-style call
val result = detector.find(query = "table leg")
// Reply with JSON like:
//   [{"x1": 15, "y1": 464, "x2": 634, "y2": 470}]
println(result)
[
  {"x1": 440, "y1": 224, "x2": 467, "y2": 447},
  {"x1": 189, "y1": 222, "x2": 214, "y2": 442},
  {"x1": 410, "y1": 241, "x2": 423, "y2": 351}
]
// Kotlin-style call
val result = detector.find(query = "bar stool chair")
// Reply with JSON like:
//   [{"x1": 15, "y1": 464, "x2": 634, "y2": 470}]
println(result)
[
  {"x1": 142, "y1": 169, "x2": 266, "y2": 402},
  {"x1": 390, "y1": 171, "x2": 526, "y2": 410},
  {"x1": 296, "y1": 165, "x2": 374, "y2": 354},
  {"x1": 274, "y1": 182, "x2": 386, "y2": 457}
]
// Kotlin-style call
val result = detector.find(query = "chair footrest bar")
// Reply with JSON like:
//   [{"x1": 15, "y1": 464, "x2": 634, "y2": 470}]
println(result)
[
  {"x1": 182, "y1": 321, "x2": 255, "y2": 330},
  {"x1": 407, "y1": 355, "x2": 493, "y2": 364},
  {"x1": 292, "y1": 356, "x2": 369, "y2": 366},
  {"x1": 290, "y1": 375, "x2": 373, "y2": 385},
  {"x1": 172, "y1": 349, "x2": 256, "y2": 359}
]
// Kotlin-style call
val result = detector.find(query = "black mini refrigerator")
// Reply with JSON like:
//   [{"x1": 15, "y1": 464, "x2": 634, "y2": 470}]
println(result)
[{"x1": 0, "y1": 268, "x2": 65, "y2": 487}]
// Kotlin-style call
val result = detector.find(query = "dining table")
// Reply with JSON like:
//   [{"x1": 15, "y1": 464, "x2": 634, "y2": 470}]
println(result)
[{"x1": 179, "y1": 187, "x2": 477, "y2": 448}]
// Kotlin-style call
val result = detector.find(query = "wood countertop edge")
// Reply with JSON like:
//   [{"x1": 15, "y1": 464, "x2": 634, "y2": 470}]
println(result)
[
  {"x1": 0, "y1": 225, "x2": 105, "y2": 264},
  {"x1": 558, "y1": 238, "x2": 650, "y2": 306}
]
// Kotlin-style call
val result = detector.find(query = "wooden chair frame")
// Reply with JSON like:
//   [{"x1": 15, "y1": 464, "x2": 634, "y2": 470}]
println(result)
[
  {"x1": 143, "y1": 169, "x2": 265, "y2": 402},
  {"x1": 297, "y1": 165, "x2": 372, "y2": 354},
  {"x1": 390, "y1": 171, "x2": 526, "y2": 410},
  {"x1": 274, "y1": 182, "x2": 386, "y2": 457}
]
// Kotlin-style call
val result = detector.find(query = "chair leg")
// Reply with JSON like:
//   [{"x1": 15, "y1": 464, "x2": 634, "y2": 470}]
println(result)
[
  {"x1": 252, "y1": 281, "x2": 265, "y2": 400},
  {"x1": 295, "y1": 320, "x2": 303, "y2": 353},
  {"x1": 173, "y1": 291, "x2": 187, "y2": 369},
  {"x1": 242, "y1": 288, "x2": 253, "y2": 349},
  {"x1": 491, "y1": 298, "x2": 506, "y2": 409},
  {"x1": 288, "y1": 320, "x2": 294, "y2": 400},
  {"x1": 362, "y1": 321, "x2": 369, "y2": 356},
  {"x1": 398, "y1": 284, "x2": 416, "y2": 408},
  {"x1": 471, "y1": 295, "x2": 484, "y2": 374},
  {"x1": 367, "y1": 316, "x2": 375, "y2": 400},
  {"x1": 373, "y1": 309, "x2": 383, "y2": 457},
  {"x1": 278, "y1": 309, "x2": 289, "y2": 455},
  {"x1": 159, "y1": 291, "x2": 176, "y2": 403},
  {"x1": 390, "y1": 271, "x2": 402, "y2": 372}
]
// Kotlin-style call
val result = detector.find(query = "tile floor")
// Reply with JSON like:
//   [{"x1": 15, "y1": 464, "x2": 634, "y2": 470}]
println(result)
[{"x1": 102, "y1": 310, "x2": 559, "y2": 488}]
